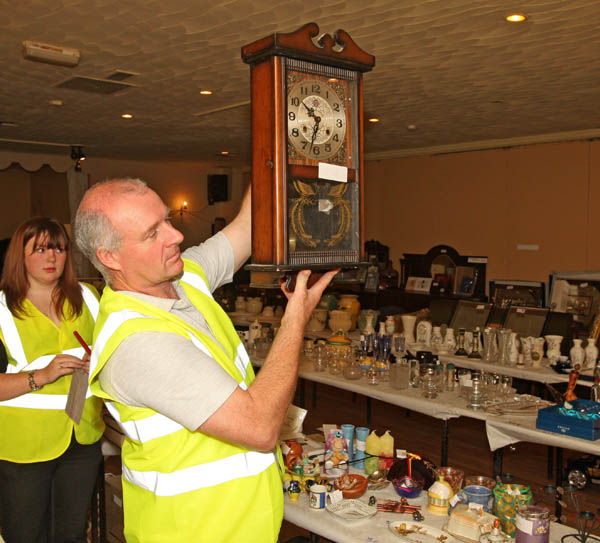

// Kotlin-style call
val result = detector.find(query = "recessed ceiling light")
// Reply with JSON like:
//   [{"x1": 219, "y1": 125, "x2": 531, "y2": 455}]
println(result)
[
  {"x1": 220, "y1": 151, "x2": 229, "y2": 155},
  {"x1": 368, "y1": 117, "x2": 380, "y2": 123},
  {"x1": 49, "y1": 99, "x2": 63, "y2": 106},
  {"x1": 200, "y1": 90, "x2": 213, "y2": 95},
  {"x1": 0, "y1": 121, "x2": 17, "y2": 127},
  {"x1": 328, "y1": 78, "x2": 339, "y2": 83},
  {"x1": 121, "y1": 113, "x2": 133, "y2": 119},
  {"x1": 407, "y1": 124, "x2": 417, "y2": 131},
  {"x1": 506, "y1": 14, "x2": 526, "y2": 22}
]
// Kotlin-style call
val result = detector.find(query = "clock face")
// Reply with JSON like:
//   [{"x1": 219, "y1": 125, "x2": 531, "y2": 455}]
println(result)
[{"x1": 287, "y1": 77, "x2": 347, "y2": 162}]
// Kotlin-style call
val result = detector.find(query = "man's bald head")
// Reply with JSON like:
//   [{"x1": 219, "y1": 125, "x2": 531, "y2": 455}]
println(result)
[{"x1": 74, "y1": 178, "x2": 149, "y2": 282}]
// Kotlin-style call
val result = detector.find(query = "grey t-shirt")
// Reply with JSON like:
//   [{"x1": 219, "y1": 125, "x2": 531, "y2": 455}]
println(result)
[{"x1": 97, "y1": 231, "x2": 239, "y2": 431}]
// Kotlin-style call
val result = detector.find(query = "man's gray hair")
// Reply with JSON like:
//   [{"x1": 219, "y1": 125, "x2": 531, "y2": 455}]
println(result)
[{"x1": 74, "y1": 178, "x2": 148, "y2": 282}]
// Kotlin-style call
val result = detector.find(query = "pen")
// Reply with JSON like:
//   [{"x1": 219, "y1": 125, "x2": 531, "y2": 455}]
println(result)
[{"x1": 73, "y1": 331, "x2": 92, "y2": 355}]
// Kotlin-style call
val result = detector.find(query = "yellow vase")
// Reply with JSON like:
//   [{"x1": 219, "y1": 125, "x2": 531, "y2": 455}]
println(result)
[{"x1": 338, "y1": 294, "x2": 360, "y2": 330}]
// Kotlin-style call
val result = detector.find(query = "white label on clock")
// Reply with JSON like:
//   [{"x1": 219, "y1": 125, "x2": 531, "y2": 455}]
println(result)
[{"x1": 318, "y1": 162, "x2": 347, "y2": 183}]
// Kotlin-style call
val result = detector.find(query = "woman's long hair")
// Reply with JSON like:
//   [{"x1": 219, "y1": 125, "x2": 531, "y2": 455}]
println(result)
[{"x1": 0, "y1": 217, "x2": 83, "y2": 319}]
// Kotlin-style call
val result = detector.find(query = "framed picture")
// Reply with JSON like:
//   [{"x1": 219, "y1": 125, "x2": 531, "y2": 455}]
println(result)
[
  {"x1": 405, "y1": 276, "x2": 432, "y2": 293},
  {"x1": 453, "y1": 266, "x2": 476, "y2": 297},
  {"x1": 489, "y1": 279, "x2": 547, "y2": 308}
]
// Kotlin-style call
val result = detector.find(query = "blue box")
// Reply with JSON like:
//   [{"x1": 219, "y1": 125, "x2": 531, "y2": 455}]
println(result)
[{"x1": 536, "y1": 400, "x2": 600, "y2": 441}]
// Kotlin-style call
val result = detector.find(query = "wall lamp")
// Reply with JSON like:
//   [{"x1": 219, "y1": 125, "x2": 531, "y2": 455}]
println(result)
[{"x1": 70, "y1": 146, "x2": 86, "y2": 171}]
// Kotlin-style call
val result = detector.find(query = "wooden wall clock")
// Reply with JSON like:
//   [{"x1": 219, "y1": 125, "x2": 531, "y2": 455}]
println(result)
[{"x1": 241, "y1": 22, "x2": 375, "y2": 287}]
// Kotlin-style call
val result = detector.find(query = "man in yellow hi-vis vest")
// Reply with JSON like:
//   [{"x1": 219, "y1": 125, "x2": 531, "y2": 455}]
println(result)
[{"x1": 74, "y1": 178, "x2": 337, "y2": 543}]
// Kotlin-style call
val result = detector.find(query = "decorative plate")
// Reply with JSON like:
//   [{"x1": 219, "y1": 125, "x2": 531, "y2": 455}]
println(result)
[
  {"x1": 389, "y1": 521, "x2": 458, "y2": 543},
  {"x1": 325, "y1": 499, "x2": 377, "y2": 521}
]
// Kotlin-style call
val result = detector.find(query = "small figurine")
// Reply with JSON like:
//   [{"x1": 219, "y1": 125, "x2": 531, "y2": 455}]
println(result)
[
  {"x1": 369, "y1": 495, "x2": 377, "y2": 506},
  {"x1": 324, "y1": 430, "x2": 349, "y2": 475},
  {"x1": 287, "y1": 480, "x2": 301, "y2": 502},
  {"x1": 565, "y1": 364, "x2": 580, "y2": 404},
  {"x1": 301, "y1": 453, "x2": 320, "y2": 477}
]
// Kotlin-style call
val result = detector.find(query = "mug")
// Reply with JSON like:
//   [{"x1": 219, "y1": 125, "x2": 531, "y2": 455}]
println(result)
[
  {"x1": 456, "y1": 484, "x2": 494, "y2": 513},
  {"x1": 309, "y1": 484, "x2": 328, "y2": 509}
]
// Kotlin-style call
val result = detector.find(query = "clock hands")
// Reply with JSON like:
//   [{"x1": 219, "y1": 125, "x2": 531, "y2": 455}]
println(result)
[{"x1": 302, "y1": 98, "x2": 322, "y2": 153}]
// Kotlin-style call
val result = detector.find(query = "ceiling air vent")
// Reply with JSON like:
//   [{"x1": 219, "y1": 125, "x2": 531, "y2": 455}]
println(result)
[
  {"x1": 55, "y1": 76, "x2": 136, "y2": 95},
  {"x1": 106, "y1": 70, "x2": 139, "y2": 81}
]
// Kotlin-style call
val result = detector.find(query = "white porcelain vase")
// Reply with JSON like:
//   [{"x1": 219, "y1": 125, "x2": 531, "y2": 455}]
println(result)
[
  {"x1": 401, "y1": 315, "x2": 417, "y2": 345},
  {"x1": 545, "y1": 335, "x2": 563, "y2": 364},
  {"x1": 570, "y1": 338, "x2": 585, "y2": 367},
  {"x1": 584, "y1": 337, "x2": 599, "y2": 369},
  {"x1": 444, "y1": 328, "x2": 457, "y2": 353}
]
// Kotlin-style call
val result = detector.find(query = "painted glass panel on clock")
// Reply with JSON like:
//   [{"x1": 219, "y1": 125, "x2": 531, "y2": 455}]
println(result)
[{"x1": 287, "y1": 75, "x2": 349, "y2": 165}]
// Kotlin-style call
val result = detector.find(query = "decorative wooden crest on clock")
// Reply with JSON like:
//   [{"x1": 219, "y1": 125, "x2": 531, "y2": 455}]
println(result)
[{"x1": 241, "y1": 23, "x2": 375, "y2": 287}]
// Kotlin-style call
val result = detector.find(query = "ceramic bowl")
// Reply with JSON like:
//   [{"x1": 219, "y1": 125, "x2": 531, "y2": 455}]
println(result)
[
  {"x1": 333, "y1": 473, "x2": 368, "y2": 499},
  {"x1": 392, "y1": 475, "x2": 424, "y2": 499}
]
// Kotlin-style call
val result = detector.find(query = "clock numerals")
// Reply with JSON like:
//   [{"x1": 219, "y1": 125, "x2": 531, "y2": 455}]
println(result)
[{"x1": 287, "y1": 77, "x2": 347, "y2": 161}]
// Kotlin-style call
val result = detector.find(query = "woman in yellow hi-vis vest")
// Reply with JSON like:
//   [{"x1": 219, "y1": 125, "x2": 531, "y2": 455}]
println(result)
[{"x1": 0, "y1": 217, "x2": 104, "y2": 543}]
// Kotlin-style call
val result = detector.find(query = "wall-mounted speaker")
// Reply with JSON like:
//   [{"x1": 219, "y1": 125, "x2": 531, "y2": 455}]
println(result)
[{"x1": 207, "y1": 174, "x2": 230, "y2": 205}]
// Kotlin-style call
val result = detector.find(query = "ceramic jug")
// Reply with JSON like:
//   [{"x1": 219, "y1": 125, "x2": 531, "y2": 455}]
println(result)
[
  {"x1": 585, "y1": 337, "x2": 599, "y2": 369},
  {"x1": 401, "y1": 315, "x2": 417, "y2": 345},
  {"x1": 306, "y1": 308, "x2": 327, "y2": 333},
  {"x1": 570, "y1": 338, "x2": 585, "y2": 366}
]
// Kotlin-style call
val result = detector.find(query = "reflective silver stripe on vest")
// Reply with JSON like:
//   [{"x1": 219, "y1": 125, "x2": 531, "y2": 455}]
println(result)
[
  {"x1": 105, "y1": 400, "x2": 184, "y2": 443},
  {"x1": 180, "y1": 271, "x2": 213, "y2": 299},
  {"x1": 180, "y1": 270, "x2": 250, "y2": 385},
  {"x1": 122, "y1": 449, "x2": 276, "y2": 497},
  {"x1": 80, "y1": 284, "x2": 99, "y2": 320},
  {"x1": 0, "y1": 292, "x2": 28, "y2": 370},
  {"x1": 187, "y1": 332, "x2": 248, "y2": 390},
  {"x1": 18, "y1": 347, "x2": 86, "y2": 373},
  {"x1": 0, "y1": 393, "x2": 69, "y2": 409},
  {"x1": 90, "y1": 309, "x2": 152, "y2": 378}
]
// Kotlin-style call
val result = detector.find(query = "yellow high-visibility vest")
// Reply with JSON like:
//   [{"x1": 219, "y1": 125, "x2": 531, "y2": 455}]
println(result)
[
  {"x1": 90, "y1": 260, "x2": 283, "y2": 543},
  {"x1": 0, "y1": 283, "x2": 105, "y2": 462}
]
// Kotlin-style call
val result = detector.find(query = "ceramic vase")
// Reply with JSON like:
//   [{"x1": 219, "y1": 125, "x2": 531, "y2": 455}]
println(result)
[
  {"x1": 306, "y1": 308, "x2": 327, "y2": 333},
  {"x1": 385, "y1": 315, "x2": 396, "y2": 334},
  {"x1": 531, "y1": 337, "x2": 545, "y2": 367},
  {"x1": 431, "y1": 326, "x2": 443, "y2": 352},
  {"x1": 444, "y1": 328, "x2": 457, "y2": 353},
  {"x1": 401, "y1": 315, "x2": 417, "y2": 345},
  {"x1": 544, "y1": 335, "x2": 563, "y2": 364},
  {"x1": 519, "y1": 337, "x2": 533, "y2": 366},
  {"x1": 508, "y1": 332, "x2": 519, "y2": 365},
  {"x1": 416, "y1": 320, "x2": 432, "y2": 346},
  {"x1": 570, "y1": 339, "x2": 585, "y2": 367},
  {"x1": 234, "y1": 296, "x2": 246, "y2": 312},
  {"x1": 584, "y1": 337, "x2": 599, "y2": 369},
  {"x1": 246, "y1": 297, "x2": 263, "y2": 315},
  {"x1": 358, "y1": 309, "x2": 379, "y2": 333},
  {"x1": 338, "y1": 294, "x2": 360, "y2": 330},
  {"x1": 328, "y1": 310, "x2": 352, "y2": 334}
]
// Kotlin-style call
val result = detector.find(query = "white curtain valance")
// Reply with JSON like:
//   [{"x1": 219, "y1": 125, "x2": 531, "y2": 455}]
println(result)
[{"x1": 0, "y1": 152, "x2": 73, "y2": 173}]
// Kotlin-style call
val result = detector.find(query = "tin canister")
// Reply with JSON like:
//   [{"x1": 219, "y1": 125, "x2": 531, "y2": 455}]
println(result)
[{"x1": 516, "y1": 505, "x2": 550, "y2": 543}]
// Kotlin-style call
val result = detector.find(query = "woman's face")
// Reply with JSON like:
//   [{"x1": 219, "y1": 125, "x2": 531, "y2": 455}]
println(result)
[{"x1": 23, "y1": 233, "x2": 67, "y2": 287}]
